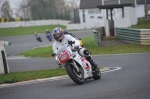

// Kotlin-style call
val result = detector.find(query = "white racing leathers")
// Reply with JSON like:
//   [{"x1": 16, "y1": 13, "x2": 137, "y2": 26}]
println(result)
[{"x1": 52, "y1": 35, "x2": 85, "y2": 64}]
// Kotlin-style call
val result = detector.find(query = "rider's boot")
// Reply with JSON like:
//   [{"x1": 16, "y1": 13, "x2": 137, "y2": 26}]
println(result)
[{"x1": 83, "y1": 49, "x2": 98, "y2": 70}]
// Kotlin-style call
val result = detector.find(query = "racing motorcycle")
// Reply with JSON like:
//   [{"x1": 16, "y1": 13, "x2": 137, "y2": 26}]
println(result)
[
  {"x1": 52, "y1": 41, "x2": 101, "y2": 85},
  {"x1": 35, "y1": 33, "x2": 42, "y2": 42}
]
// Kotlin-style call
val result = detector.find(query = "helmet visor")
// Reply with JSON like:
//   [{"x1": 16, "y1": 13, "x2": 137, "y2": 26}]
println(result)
[{"x1": 53, "y1": 33, "x2": 62, "y2": 42}]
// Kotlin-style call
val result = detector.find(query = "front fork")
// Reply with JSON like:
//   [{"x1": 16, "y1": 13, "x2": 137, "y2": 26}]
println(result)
[
  {"x1": 65, "y1": 60, "x2": 80, "y2": 73},
  {"x1": 72, "y1": 60, "x2": 80, "y2": 72}
]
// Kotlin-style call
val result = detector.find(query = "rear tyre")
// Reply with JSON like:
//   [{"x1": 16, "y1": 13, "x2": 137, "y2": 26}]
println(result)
[
  {"x1": 39, "y1": 38, "x2": 42, "y2": 42},
  {"x1": 92, "y1": 67, "x2": 101, "y2": 80},
  {"x1": 66, "y1": 64, "x2": 84, "y2": 85}
]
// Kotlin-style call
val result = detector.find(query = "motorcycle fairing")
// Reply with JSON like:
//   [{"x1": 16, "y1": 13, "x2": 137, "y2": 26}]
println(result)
[
  {"x1": 72, "y1": 52, "x2": 93, "y2": 79},
  {"x1": 58, "y1": 50, "x2": 71, "y2": 63}
]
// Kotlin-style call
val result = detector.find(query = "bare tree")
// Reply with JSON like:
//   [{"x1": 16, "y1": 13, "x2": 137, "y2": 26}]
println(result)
[
  {"x1": 17, "y1": 0, "x2": 31, "y2": 19},
  {"x1": 65, "y1": 0, "x2": 80, "y2": 23},
  {"x1": 0, "y1": 0, "x2": 3, "y2": 3},
  {"x1": 0, "y1": 0, "x2": 4, "y2": 17},
  {"x1": 15, "y1": 0, "x2": 74, "y2": 20},
  {"x1": 55, "y1": 0, "x2": 66, "y2": 18},
  {"x1": 66, "y1": 0, "x2": 78, "y2": 8},
  {"x1": 1, "y1": 0, "x2": 12, "y2": 18}
]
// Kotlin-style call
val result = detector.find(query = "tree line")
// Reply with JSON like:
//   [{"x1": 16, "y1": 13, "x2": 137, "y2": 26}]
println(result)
[{"x1": 0, "y1": 0, "x2": 80, "y2": 23}]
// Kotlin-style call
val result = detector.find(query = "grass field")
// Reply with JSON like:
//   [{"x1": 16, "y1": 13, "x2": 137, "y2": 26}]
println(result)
[
  {"x1": 130, "y1": 18, "x2": 150, "y2": 29},
  {"x1": 19, "y1": 36, "x2": 150, "y2": 58},
  {"x1": 0, "y1": 25, "x2": 66, "y2": 37},
  {"x1": 0, "y1": 68, "x2": 66, "y2": 84}
]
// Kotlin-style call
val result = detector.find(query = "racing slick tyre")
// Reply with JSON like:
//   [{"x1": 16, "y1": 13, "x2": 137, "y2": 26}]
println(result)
[
  {"x1": 92, "y1": 67, "x2": 101, "y2": 80},
  {"x1": 66, "y1": 64, "x2": 84, "y2": 85}
]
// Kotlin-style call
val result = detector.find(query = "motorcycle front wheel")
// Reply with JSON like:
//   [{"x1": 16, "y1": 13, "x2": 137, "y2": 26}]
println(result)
[{"x1": 66, "y1": 64, "x2": 84, "y2": 85}]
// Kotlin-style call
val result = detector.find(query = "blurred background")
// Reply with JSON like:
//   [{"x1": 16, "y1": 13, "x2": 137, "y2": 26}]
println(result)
[{"x1": 0, "y1": 0, "x2": 80, "y2": 23}]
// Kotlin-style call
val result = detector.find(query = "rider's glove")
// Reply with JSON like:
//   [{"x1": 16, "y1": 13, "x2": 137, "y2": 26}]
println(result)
[
  {"x1": 58, "y1": 63, "x2": 62, "y2": 68},
  {"x1": 72, "y1": 45, "x2": 79, "y2": 51}
]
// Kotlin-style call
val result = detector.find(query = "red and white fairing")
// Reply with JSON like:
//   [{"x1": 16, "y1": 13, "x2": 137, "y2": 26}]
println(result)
[
  {"x1": 58, "y1": 50, "x2": 71, "y2": 64},
  {"x1": 56, "y1": 44, "x2": 93, "y2": 79}
]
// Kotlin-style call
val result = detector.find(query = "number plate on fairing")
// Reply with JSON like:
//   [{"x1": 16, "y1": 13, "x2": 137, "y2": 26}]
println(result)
[{"x1": 58, "y1": 50, "x2": 70, "y2": 63}]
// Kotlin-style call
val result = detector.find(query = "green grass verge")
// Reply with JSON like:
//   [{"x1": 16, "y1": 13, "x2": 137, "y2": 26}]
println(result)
[
  {"x1": 0, "y1": 67, "x2": 102, "y2": 84},
  {"x1": 19, "y1": 36, "x2": 150, "y2": 58},
  {"x1": 0, "y1": 68, "x2": 66, "y2": 84},
  {"x1": 20, "y1": 46, "x2": 53, "y2": 57},
  {"x1": 130, "y1": 18, "x2": 150, "y2": 29},
  {"x1": 83, "y1": 37, "x2": 150, "y2": 54},
  {"x1": 0, "y1": 25, "x2": 66, "y2": 37}
]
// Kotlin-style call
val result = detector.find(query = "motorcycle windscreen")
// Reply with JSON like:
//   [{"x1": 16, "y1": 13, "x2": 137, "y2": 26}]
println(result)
[{"x1": 58, "y1": 50, "x2": 71, "y2": 63}]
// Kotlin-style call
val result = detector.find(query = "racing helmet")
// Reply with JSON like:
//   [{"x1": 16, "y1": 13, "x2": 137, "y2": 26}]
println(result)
[{"x1": 53, "y1": 27, "x2": 64, "y2": 42}]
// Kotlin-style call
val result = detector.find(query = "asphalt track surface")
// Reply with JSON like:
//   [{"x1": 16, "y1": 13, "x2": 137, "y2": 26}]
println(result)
[
  {"x1": 0, "y1": 30, "x2": 150, "y2": 99},
  {"x1": 0, "y1": 53, "x2": 150, "y2": 99}
]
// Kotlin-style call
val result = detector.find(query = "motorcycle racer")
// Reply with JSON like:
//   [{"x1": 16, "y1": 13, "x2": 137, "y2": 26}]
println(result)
[{"x1": 52, "y1": 27, "x2": 98, "y2": 70}]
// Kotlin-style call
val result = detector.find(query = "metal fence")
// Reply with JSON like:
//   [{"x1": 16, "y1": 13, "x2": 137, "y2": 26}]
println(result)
[
  {"x1": 93, "y1": 27, "x2": 105, "y2": 46},
  {"x1": 115, "y1": 27, "x2": 150, "y2": 45}
]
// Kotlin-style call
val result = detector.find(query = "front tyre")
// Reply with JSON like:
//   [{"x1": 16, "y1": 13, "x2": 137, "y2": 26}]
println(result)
[
  {"x1": 66, "y1": 64, "x2": 84, "y2": 85},
  {"x1": 92, "y1": 67, "x2": 101, "y2": 80}
]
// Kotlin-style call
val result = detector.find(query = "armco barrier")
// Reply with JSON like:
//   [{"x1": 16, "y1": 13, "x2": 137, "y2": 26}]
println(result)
[
  {"x1": 93, "y1": 29, "x2": 100, "y2": 46},
  {"x1": 115, "y1": 28, "x2": 150, "y2": 45},
  {"x1": 93, "y1": 27, "x2": 105, "y2": 46},
  {"x1": 0, "y1": 41, "x2": 9, "y2": 74}
]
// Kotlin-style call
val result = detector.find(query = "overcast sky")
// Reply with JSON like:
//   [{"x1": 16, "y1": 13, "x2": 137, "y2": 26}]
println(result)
[
  {"x1": 8, "y1": 0, "x2": 22, "y2": 9},
  {"x1": 8, "y1": 0, "x2": 80, "y2": 9}
]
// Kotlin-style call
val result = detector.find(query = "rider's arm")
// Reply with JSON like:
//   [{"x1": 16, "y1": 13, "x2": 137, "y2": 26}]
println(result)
[{"x1": 67, "y1": 35, "x2": 81, "y2": 49}]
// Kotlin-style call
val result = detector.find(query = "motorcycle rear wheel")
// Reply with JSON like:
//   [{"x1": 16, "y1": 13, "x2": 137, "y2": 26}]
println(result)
[
  {"x1": 92, "y1": 67, "x2": 101, "y2": 80},
  {"x1": 66, "y1": 64, "x2": 84, "y2": 85}
]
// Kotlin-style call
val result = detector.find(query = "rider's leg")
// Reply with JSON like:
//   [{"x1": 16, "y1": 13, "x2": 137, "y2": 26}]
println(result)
[
  {"x1": 79, "y1": 48, "x2": 98, "y2": 69},
  {"x1": 86, "y1": 56, "x2": 98, "y2": 69},
  {"x1": 83, "y1": 50, "x2": 98, "y2": 69}
]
